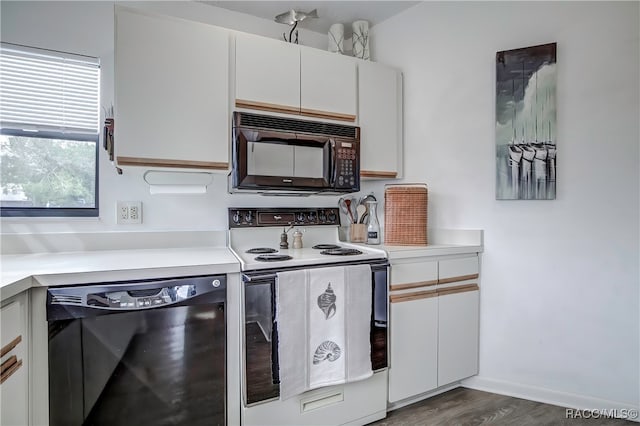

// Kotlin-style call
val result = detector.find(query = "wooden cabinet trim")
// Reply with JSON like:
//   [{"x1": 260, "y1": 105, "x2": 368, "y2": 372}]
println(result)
[
  {"x1": 390, "y1": 280, "x2": 437, "y2": 292},
  {"x1": 299, "y1": 108, "x2": 356, "y2": 122},
  {"x1": 390, "y1": 289, "x2": 438, "y2": 303},
  {"x1": 0, "y1": 358, "x2": 22, "y2": 384},
  {"x1": 438, "y1": 273, "x2": 479, "y2": 285},
  {"x1": 0, "y1": 335, "x2": 21, "y2": 358},
  {"x1": 236, "y1": 100, "x2": 356, "y2": 123},
  {"x1": 117, "y1": 156, "x2": 228, "y2": 170},
  {"x1": 437, "y1": 284, "x2": 479, "y2": 297},
  {"x1": 236, "y1": 99, "x2": 300, "y2": 115},
  {"x1": 360, "y1": 170, "x2": 398, "y2": 178},
  {"x1": 1, "y1": 355, "x2": 17, "y2": 374}
]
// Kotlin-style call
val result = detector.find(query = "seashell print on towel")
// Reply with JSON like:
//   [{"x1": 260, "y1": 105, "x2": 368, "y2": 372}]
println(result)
[
  {"x1": 317, "y1": 282, "x2": 337, "y2": 319},
  {"x1": 313, "y1": 341, "x2": 342, "y2": 365}
]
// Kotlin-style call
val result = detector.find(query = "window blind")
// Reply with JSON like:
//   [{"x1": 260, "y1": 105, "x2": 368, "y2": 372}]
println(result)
[{"x1": 0, "y1": 43, "x2": 100, "y2": 136}]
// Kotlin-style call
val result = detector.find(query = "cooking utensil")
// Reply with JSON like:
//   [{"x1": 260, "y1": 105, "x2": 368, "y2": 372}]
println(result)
[
  {"x1": 339, "y1": 196, "x2": 356, "y2": 223},
  {"x1": 355, "y1": 204, "x2": 366, "y2": 224}
]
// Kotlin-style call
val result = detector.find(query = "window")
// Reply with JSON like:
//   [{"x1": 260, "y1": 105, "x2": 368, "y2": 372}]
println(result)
[{"x1": 0, "y1": 43, "x2": 100, "y2": 217}]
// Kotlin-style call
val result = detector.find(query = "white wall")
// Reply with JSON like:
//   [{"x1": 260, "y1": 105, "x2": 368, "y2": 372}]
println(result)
[
  {"x1": 369, "y1": 0, "x2": 639, "y2": 409},
  {"x1": 0, "y1": 0, "x2": 337, "y2": 235}
]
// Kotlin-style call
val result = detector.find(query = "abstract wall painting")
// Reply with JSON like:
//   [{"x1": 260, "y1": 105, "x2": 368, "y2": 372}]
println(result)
[{"x1": 496, "y1": 43, "x2": 557, "y2": 200}]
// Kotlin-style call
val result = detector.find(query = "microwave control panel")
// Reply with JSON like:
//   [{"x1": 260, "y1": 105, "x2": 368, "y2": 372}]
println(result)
[
  {"x1": 229, "y1": 208, "x2": 340, "y2": 228},
  {"x1": 335, "y1": 141, "x2": 359, "y2": 189}
]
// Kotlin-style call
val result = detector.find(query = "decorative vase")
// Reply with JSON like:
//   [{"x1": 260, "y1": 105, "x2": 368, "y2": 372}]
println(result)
[
  {"x1": 328, "y1": 23, "x2": 344, "y2": 54},
  {"x1": 352, "y1": 20, "x2": 370, "y2": 60}
]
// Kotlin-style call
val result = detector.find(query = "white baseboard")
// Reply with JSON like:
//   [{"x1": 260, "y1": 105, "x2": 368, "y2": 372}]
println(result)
[{"x1": 462, "y1": 376, "x2": 640, "y2": 423}]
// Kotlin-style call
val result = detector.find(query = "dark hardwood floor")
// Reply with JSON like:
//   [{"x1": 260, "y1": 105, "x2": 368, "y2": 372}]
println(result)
[{"x1": 369, "y1": 388, "x2": 635, "y2": 425}]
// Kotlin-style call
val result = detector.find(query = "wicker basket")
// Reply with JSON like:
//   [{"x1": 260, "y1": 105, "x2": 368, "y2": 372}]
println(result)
[{"x1": 384, "y1": 184, "x2": 428, "y2": 245}]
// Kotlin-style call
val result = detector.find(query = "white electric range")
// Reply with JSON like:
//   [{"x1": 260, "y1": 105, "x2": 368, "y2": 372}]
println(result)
[{"x1": 228, "y1": 207, "x2": 389, "y2": 426}]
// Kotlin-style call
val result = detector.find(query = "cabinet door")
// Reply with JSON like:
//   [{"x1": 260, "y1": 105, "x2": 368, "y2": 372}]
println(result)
[
  {"x1": 388, "y1": 294, "x2": 438, "y2": 403},
  {"x1": 235, "y1": 33, "x2": 300, "y2": 115},
  {"x1": 115, "y1": 7, "x2": 230, "y2": 170},
  {"x1": 437, "y1": 289, "x2": 479, "y2": 386},
  {"x1": 1, "y1": 293, "x2": 28, "y2": 426},
  {"x1": 300, "y1": 48, "x2": 357, "y2": 122},
  {"x1": 358, "y1": 61, "x2": 402, "y2": 179}
]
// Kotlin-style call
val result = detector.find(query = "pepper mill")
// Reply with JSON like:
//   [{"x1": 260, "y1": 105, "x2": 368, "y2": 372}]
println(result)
[
  {"x1": 280, "y1": 228, "x2": 289, "y2": 249},
  {"x1": 292, "y1": 229, "x2": 303, "y2": 249}
]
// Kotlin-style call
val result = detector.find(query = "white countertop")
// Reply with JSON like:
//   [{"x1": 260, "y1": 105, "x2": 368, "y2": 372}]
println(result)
[
  {"x1": 380, "y1": 243, "x2": 483, "y2": 259},
  {"x1": 350, "y1": 229, "x2": 484, "y2": 260},
  {"x1": 0, "y1": 228, "x2": 484, "y2": 301},
  {"x1": 1, "y1": 246, "x2": 240, "y2": 301}
]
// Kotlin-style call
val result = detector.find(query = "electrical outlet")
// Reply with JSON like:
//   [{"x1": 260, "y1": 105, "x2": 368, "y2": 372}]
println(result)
[{"x1": 116, "y1": 201, "x2": 142, "y2": 224}]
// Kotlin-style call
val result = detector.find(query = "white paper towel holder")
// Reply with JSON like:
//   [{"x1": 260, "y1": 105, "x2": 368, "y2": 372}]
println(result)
[{"x1": 143, "y1": 170, "x2": 214, "y2": 194}]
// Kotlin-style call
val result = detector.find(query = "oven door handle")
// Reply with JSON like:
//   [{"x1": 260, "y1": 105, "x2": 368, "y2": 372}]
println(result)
[
  {"x1": 243, "y1": 261, "x2": 389, "y2": 283},
  {"x1": 242, "y1": 273, "x2": 277, "y2": 283}
]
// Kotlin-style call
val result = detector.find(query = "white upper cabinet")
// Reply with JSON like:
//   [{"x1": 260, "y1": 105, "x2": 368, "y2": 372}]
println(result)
[
  {"x1": 235, "y1": 33, "x2": 300, "y2": 115},
  {"x1": 300, "y1": 48, "x2": 357, "y2": 121},
  {"x1": 234, "y1": 33, "x2": 357, "y2": 123},
  {"x1": 115, "y1": 7, "x2": 230, "y2": 170},
  {"x1": 358, "y1": 60, "x2": 403, "y2": 178}
]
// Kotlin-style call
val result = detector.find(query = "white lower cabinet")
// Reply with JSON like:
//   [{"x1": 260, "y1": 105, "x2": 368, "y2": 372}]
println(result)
[
  {"x1": 389, "y1": 295, "x2": 438, "y2": 403},
  {"x1": 1, "y1": 292, "x2": 29, "y2": 426},
  {"x1": 437, "y1": 289, "x2": 479, "y2": 386},
  {"x1": 388, "y1": 254, "x2": 480, "y2": 404}
]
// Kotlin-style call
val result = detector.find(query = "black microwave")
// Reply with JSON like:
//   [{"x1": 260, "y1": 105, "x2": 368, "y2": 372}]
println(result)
[{"x1": 230, "y1": 112, "x2": 360, "y2": 194}]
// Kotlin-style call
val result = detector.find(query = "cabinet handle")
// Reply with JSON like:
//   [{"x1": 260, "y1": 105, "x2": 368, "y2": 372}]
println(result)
[
  {"x1": 437, "y1": 284, "x2": 479, "y2": 296},
  {"x1": 0, "y1": 335, "x2": 21, "y2": 358},
  {"x1": 390, "y1": 289, "x2": 437, "y2": 303},
  {"x1": 299, "y1": 108, "x2": 356, "y2": 122},
  {"x1": 117, "y1": 156, "x2": 228, "y2": 170},
  {"x1": 0, "y1": 357, "x2": 22, "y2": 384},
  {"x1": 390, "y1": 279, "x2": 437, "y2": 292},
  {"x1": 235, "y1": 99, "x2": 300, "y2": 116},
  {"x1": 438, "y1": 273, "x2": 479, "y2": 285},
  {"x1": 360, "y1": 170, "x2": 398, "y2": 178}
]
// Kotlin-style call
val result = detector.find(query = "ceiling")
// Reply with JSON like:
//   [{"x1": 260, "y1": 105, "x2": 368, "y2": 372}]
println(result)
[{"x1": 203, "y1": 1, "x2": 419, "y2": 36}]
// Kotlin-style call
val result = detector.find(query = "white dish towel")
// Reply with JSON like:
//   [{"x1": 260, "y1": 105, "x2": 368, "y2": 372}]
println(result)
[{"x1": 276, "y1": 264, "x2": 373, "y2": 400}]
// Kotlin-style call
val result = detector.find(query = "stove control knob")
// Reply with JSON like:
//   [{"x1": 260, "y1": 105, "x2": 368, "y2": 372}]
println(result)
[
  {"x1": 244, "y1": 211, "x2": 253, "y2": 223},
  {"x1": 296, "y1": 212, "x2": 305, "y2": 222},
  {"x1": 318, "y1": 210, "x2": 327, "y2": 222},
  {"x1": 307, "y1": 211, "x2": 317, "y2": 222},
  {"x1": 232, "y1": 210, "x2": 241, "y2": 224},
  {"x1": 327, "y1": 211, "x2": 337, "y2": 223}
]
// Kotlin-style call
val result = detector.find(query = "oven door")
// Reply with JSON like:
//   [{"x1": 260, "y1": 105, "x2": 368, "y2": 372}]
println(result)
[
  {"x1": 233, "y1": 126, "x2": 332, "y2": 191},
  {"x1": 242, "y1": 261, "x2": 388, "y2": 406}
]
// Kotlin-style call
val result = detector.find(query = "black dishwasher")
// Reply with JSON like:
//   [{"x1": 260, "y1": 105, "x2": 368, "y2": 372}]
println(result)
[{"x1": 47, "y1": 275, "x2": 226, "y2": 426}]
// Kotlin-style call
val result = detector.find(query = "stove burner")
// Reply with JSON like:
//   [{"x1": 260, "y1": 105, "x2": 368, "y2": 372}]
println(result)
[
  {"x1": 320, "y1": 248, "x2": 363, "y2": 256},
  {"x1": 246, "y1": 247, "x2": 278, "y2": 254},
  {"x1": 255, "y1": 254, "x2": 293, "y2": 262},
  {"x1": 312, "y1": 244, "x2": 342, "y2": 250}
]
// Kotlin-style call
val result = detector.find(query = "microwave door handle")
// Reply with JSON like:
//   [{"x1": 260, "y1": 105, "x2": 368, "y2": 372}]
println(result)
[{"x1": 329, "y1": 139, "x2": 336, "y2": 185}]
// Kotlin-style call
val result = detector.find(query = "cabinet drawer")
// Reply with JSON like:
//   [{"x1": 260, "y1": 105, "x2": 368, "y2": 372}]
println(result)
[
  {"x1": 438, "y1": 255, "x2": 479, "y2": 284},
  {"x1": 390, "y1": 261, "x2": 437, "y2": 289}
]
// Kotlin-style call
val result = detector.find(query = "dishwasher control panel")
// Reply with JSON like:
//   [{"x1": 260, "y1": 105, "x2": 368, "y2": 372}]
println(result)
[{"x1": 46, "y1": 275, "x2": 226, "y2": 319}]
